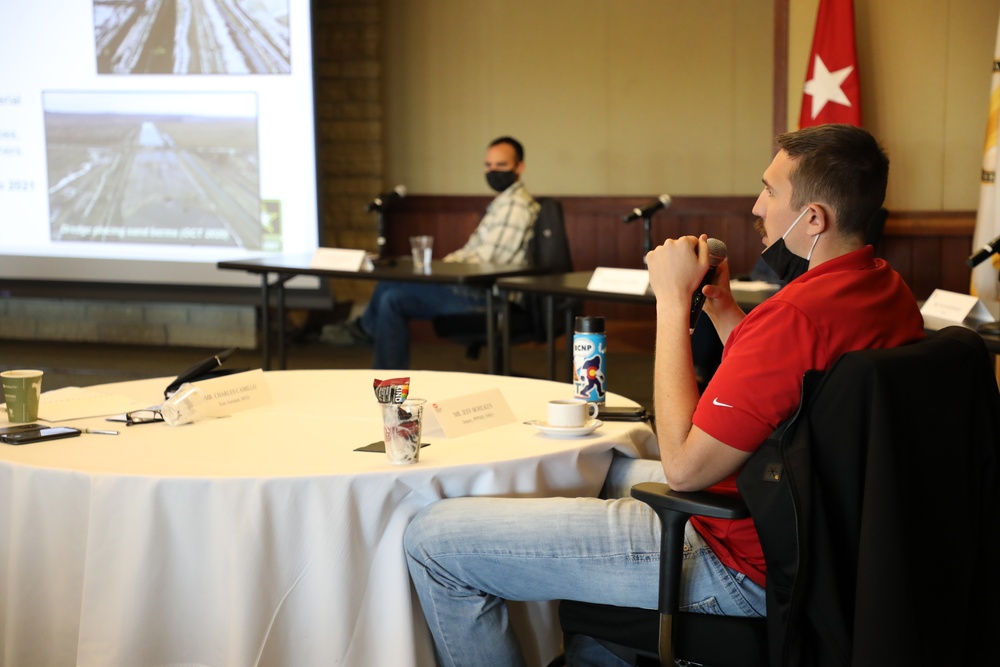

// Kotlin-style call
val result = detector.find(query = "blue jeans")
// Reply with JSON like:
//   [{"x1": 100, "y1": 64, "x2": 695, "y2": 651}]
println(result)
[
  {"x1": 359, "y1": 281, "x2": 487, "y2": 369},
  {"x1": 403, "y1": 457, "x2": 766, "y2": 667}
]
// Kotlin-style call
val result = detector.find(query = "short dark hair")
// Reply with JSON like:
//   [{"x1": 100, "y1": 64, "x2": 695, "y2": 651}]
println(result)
[
  {"x1": 489, "y1": 136, "x2": 525, "y2": 163},
  {"x1": 775, "y1": 124, "x2": 889, "y2": 239}
]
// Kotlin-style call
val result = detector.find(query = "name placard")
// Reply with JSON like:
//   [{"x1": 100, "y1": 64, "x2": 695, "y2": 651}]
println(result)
[
  {"x1": 191, "y1": 369, "x2": 272, "y2": 416},
  {"x1": 310, "y1": 247, "x2": 367, "y2": 272},
  {"x1": 425, "y1": 388, "x2": 516, "y2": 438},
  {"x1": 587, "y1": 267, "x2": 650, "y2": 295},
  {"x1": 920, "y1": 289, "x2": 997, "y2": 330}
]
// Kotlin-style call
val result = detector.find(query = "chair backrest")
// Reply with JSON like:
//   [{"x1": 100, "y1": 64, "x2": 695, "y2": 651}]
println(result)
[
  {"x1": 527, "y1": 197, "x2": 572, "y2": 273},
  {"x1": 431, "y1": 197, "x2": 574, "y2": 357},
  {"x1": 865, "y1": 206, "x2": 889, "y2": 253},
  {"x1": 738, "y1": 326, "x2": 1000, "y2": 666},
  {"x1": 517, "y1": 197, "x2": 575, "y2": 341}
]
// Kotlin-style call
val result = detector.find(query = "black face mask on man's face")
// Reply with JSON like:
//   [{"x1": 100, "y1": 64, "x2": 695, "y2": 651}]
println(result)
[{"x1": 485, "y1": 169, "x2": 517, "y2": 193}]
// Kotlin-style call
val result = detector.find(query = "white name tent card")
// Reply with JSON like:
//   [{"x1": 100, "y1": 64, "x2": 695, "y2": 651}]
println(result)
[
  {"x1": 189, "y1": 369, "x2": 273, "y2": 416},
  {"x1": 920, "y1": 289, "x2": 997, "y2": 331},
  {"x1": 587, "y1": 267, "x2": 650, "y2": 295},
  {"x1": 424, "y1": 388, "x2": 516, "y2": 438},
  {"x1": 310, "y1": 248, "x2": 367, "y2": 272}
]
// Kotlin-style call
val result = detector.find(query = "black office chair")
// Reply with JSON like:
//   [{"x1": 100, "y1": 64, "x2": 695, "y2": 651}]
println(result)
[
  {"x1": 432, "y1": 197, "x2": 577, "y2": 363},
  {"x1": 554, "y1": 326, "x2": 1000, "y2": 666},
  {"x1": 865, "y1": 206, "x2": 889, "y2": 255}
]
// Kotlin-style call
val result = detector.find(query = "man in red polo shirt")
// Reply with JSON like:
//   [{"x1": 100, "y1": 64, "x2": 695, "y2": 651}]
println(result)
[
  {"x1": 403, "y1": 124, "x2": 925, "y2": 667},
  {"x1": 647, "y1": 124, "x2": 924, "y2": 591}
]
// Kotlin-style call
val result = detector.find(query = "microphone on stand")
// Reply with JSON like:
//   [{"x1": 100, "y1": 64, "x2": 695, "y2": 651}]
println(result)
[
  {"x1": 366, "y1": 185, "x2": 407, "y2": 212},
  {"x1": 623, "y1": 194, "x2": 672, "y2": 223},
  {"x1": 967, "y1": 233, "x2": 1000, "y2": 268},
  {"x1": 689, "y1": 238, "x2": 728, "y2": 333}
]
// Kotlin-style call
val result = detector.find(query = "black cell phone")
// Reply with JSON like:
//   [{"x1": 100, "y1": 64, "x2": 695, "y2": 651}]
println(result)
[
  {"x1": 0, "y1": 426, "x2": 82, "y2": 445},
  {"x1": 600, "y1": 406, "x2": 649, "y2": 422}
]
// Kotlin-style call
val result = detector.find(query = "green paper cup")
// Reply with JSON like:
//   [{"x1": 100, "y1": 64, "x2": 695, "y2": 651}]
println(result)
[{"x1": 2, "y1": 370, "x2": 44, "y2": 423}]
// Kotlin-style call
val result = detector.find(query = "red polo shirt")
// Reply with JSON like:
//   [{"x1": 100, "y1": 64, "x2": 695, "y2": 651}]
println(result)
[{"x1": 690, "y1": 246, "x2": 925, "y2": 587}]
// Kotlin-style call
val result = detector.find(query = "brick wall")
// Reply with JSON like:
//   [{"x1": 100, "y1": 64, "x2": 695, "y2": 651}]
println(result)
[
  {"x1": 313, "y1": 0, "x2": 383, "y2": 305},
  {"x1": 0, "y1": 298, "x2": 257, "y2": 348}
]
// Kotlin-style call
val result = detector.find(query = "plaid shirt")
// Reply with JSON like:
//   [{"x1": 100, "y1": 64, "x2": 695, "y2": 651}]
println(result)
[{"x1": 443, "y1": 180, "x2": 539, "y2": 264}]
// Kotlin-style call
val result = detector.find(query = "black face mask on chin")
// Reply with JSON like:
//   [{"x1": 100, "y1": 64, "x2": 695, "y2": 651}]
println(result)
[
  {"x1": 760, "y1": 238, "x2": 811, "y2": 283},
  {"x1": 485, "y1": 169, "x2": 518, "y2": 193},
  {"x1": 759, "y1": 207, "x2": 816, "y2": 283}
]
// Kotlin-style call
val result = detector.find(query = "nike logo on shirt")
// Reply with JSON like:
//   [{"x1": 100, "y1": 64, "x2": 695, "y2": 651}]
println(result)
[{"x1": 712, "y1": 397, "x2": 734, "y2": 408}]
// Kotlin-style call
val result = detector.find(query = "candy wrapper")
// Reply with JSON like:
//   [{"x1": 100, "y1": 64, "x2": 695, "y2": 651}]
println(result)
[{"x1": 373, "y1": 377, "x2": 410, "y2": 404}]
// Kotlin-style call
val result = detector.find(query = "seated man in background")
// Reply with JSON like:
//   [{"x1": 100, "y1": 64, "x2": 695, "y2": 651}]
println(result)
[
  {"x1": 402, "y1": 124, "x2": 925, "y2": 666},
  {"x1": 334, "y1": 135, "x2": 539, "y2": 370}
]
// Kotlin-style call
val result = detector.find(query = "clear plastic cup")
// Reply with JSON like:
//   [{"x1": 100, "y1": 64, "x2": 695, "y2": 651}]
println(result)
[
  {"x1": 409, "y1": 236, "x2": 433, "y2": 273},
  {"x1": 381, "y1": 398, "x2": 426, "y2": 464}
]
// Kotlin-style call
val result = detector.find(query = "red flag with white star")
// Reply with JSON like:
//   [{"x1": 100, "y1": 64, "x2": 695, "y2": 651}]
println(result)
[{"x1": 799, "y1": 0, "x2": 862, "y2": 128}]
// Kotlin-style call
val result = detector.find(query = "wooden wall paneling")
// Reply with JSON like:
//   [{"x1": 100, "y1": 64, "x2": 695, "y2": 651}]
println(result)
[
  {"x1": 880, "y1": 211, "x2": 975, "y2": 299},
  {"x1": 879, "y1": 238, "x2": 914, "y2": 295},
  {"x1": 562, "y1": 197, "x2": 650, "y2": 271},
  {"x1": 564, "y1": 198, "x2": 648, "y2": 321},
  {"x1": 383, "y1": 196, "x2": 488, "y2": 258},
  {"x1": 941, "y1": 236, "x2": 975, "y2": 295},
  {"x1": 911, "y1": 236, "x2": 946, "y2": 299},
  {"x1": 382, "y1": 196, "x2": 977, "y2": 306}
]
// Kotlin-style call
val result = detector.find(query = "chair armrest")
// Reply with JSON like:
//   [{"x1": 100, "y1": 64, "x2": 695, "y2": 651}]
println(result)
[
  {"x1": 630, "y1": 482, "x2": 750, "y2": 521},
  {"x1": 630, "y1": 482, "x2": 750, "y2": 617},
  {"x1": 554, "y1": 484, "x2": 759, "y2": 664}
]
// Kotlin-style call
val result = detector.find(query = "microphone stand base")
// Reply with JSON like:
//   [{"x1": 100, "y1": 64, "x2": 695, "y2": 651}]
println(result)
[{"x1": 976, "y1": 321, "x2": 1000, "y2": 337}]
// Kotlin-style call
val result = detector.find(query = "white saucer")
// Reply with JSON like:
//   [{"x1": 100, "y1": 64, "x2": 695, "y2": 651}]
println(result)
[{"x1": 525, "y1": 419, "x2": 603, "y2": 438}]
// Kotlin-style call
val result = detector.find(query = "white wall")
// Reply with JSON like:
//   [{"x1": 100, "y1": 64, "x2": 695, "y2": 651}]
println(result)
[
  {"x1": 383, "y1": 0, "x2": 773, "y2": 197},
  {"x1": 384, "y1": 0, "x2": 1000, "y2": 212},
  {"x1": 789, "y1": 0, "x2": 1000, "y2": 211}
]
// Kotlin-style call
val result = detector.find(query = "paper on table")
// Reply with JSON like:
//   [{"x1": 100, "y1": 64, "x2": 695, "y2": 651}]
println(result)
[
  {"x1": 730, "y1": 280, "x2": 781, "y2": 291},
  {"x1": 587, "y1": 267, "x2": 650, "y2": 295},
  {"x1": 33, "y1": 387, "x2": 148, "y2": 422},
  {"x1": 310, "y1": 247, "x2": 367, "y2": 272}
]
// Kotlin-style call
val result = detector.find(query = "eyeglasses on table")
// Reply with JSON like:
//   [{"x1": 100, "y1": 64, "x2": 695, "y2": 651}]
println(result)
[{"x1": 124, "y1": 409, "x2": 165, "y2": 426}]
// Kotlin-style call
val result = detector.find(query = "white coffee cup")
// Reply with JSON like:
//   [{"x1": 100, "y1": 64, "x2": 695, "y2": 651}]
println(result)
[{"x1": 547, "y1": 398, "x2": 599, "y2": 428}]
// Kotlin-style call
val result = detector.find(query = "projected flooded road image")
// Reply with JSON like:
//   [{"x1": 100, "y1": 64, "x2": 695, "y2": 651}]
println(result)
[
  {"x1": 44, "y1": 100, "x2": 262, "y2": 249},
  {"x1": 94, "y1": 0, "x2": 291, "y2": 74}
]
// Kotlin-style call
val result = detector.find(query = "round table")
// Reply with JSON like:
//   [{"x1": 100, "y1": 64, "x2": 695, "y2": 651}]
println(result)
[{"x1": 0, "y1": 369, "x2": 658, "y2": 667}]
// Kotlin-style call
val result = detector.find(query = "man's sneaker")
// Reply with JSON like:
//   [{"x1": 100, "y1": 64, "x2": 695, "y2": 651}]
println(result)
[{"x1": 320, "y1": 319, "x2": 373, "y2": 346}]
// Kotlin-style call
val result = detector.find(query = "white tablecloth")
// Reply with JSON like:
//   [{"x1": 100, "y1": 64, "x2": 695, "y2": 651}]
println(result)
[{"x1": 0, "y1": 369, "x2": 658, "y2": 667}]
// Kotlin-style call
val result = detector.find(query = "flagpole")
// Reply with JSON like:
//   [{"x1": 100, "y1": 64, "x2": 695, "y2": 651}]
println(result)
[
  {"x1": 971, "y1": 13, "x2": 1000, "y2": 320},
  {"x1": 773, "y1": 0, "x2": 790, "y2": 138}
]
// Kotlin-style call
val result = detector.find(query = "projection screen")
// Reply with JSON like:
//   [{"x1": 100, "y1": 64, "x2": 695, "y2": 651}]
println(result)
[{"x1": 0, "y1": 0, "x2": 321, "y2": 291}]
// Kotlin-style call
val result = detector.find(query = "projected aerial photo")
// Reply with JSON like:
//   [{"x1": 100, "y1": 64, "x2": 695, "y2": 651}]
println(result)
[
  {"x1": 94, "y1": 0, "x2": 291, "y2": 74},
  {"x1": 43, "y1": 91, "x2": 266, "y2": 249}
]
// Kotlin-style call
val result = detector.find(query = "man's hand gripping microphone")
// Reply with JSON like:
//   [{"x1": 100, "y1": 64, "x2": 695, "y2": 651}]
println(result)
[{"x1": 689, "y1": 238, "x2": 728, "y2": 334}]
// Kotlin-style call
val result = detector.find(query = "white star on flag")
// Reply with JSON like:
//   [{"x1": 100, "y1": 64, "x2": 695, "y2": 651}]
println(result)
[
  {"x1": 799, "y1": 0, "x2": 861, "y2": 127},
  {"x1": 803, "y1": 54, "x2": 855, "y2": 120}
]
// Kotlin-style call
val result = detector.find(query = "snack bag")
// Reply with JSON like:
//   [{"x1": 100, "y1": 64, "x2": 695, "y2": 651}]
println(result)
[{"x1": 373, "y1": 377, "x2": 410, "y2": 404}]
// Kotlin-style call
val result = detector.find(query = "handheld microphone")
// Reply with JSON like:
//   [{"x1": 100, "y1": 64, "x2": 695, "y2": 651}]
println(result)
[
  {"x1": 623, "y1": 194, "x2": 672, "y2": 223},
  {"x1": 689, "y1": 238, "x2": 728, "y2": 334},
  {"x1": 366, "y1": 185, "x2": 407, "y2": 212},
  {"x1": 967, "y1": 233, "x2": 1000, "y2": 268}
]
